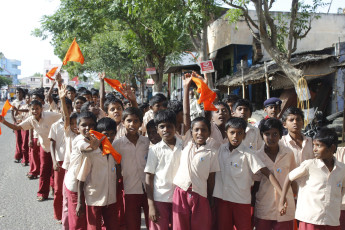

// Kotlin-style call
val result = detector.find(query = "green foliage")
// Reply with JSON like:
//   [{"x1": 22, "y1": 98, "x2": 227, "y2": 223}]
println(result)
[{"x1": 0, "y1": 76, "x2": 13, "y2": 88}]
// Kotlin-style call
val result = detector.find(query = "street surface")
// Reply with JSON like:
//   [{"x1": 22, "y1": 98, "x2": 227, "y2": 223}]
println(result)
[{"x1": 0, "y1": 102, "x2": 147, "y2": 229}]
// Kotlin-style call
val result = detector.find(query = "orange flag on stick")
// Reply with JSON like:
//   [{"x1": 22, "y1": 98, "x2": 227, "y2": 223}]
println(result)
[
  {"x1": 0, "y1": 99, "x2": 13, "y2": 135},
  {"x1": 89, "y1": 130, "x2": 122, "y2": 164},
  {"x1": 46, "y1": 67, "x2": 58, "y2": 81},
  {"x1": 191, "y1": 77, "x2": 217, "y2": 111},
  {"x1": 104, "y1": 78, "x2": 128, "y2": 99},
  {"x1": 63, "y1": 38, "x2": 85, "y2": 65}
]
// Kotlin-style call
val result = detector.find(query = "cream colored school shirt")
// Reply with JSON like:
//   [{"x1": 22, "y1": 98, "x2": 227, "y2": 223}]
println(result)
[
  {"x1": 241, "y1": 123, "x2": 263, "y2": 151},
  {"x1": 61, "y1": 128, "x2": 78, "y2": 170},
  {"x1": 144, "y1": 138, "x2": 183, "y2": 202},
  {"x1": 173, "y1": 141, "x2": 220, "y2": 198},
  {"x1": 254, "y1": 143, "x2": 296, "y2": 222},
  {"x1": 11, "y1": 99, "x2": 25, "y2": 123},
  {"x1": 210, "y1": 122, "x2": 228, "y2": 149},
  {"x1": 77, "y1": 148, "x2": 117, "y2": 206},
  {"x1": 336, "y1": 147, "x2": 345, "y2": 210},
  {"x1": 64, "y1": 134, "x2": 89, "y2": 192},
  {"x1": 213, "y1": 142, "x2": 265, "y2": 204},
  {"x1": 115, "y1": 122, "x2": 126, "y2": 139},
  {"x1": 280, "y1": 134, "x2": 313, "y2": 167},
  {"x1": 142, "y1": 109, "x2": 154, "y2": 134},
  {"x1": 289, "y1": 158, "x2": 345, "y2": 226},
  {"x1": 112, "y1": 135, "x2": 150, "y2": 194},
  {"x1": 48, "y1": 119, "x2": 66, "y2": 162},
  {"x1": 19, "y1": 111, "x2": 61, "y2": 152}
]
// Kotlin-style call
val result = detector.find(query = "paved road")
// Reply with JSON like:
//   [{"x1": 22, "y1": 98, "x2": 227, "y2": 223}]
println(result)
[{"x1": 0, "y1": 102, "x2": 147, "y2": 230}]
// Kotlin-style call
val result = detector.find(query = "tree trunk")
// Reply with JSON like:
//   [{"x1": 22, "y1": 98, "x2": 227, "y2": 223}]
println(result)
[{"x1": 145, "y1": 55, "x2": 164, "y2": 93}]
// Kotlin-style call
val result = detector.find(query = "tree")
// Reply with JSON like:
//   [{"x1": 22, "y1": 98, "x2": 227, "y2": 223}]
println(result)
[
  {"x1": 223, "y1": 0, "x2": 327, "y2": 87},
  {"x1": 0, "y1": 76, "x2": 13, "y2": 88}
]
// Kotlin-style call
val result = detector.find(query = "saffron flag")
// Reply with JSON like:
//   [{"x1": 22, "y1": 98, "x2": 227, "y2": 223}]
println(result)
[
  {"x1": 63, "y1": 38, "x2": 85, "y2": 65},
  {"x1": 191, "y1": 77, "x2": 217, "y2": 111},
  {"x1": 104, "y1": 78, "x2": 128, "y2": 99},
  {"x1": 46, "y1": 67, "x2": 58, "y2": 81},
  {"x1": 0, "y1": 100, "x2": 13, "y2": 135},
  {"x1": 89, "y1": 130, "x2": 122, "y2": 164}
]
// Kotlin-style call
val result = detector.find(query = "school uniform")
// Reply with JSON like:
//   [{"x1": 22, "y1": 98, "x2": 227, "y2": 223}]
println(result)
[
  {"x1": 48, "y1": 119, "x2": 66, "y2": 221},
  {"x1": 210, "y1": 122, "x2": 228, "y2": 149},
  {"x1": 12, "y1": 99, "x2": 29, "y2": 163},
  {"x1": 64, "y1": 134, "x2": 88, "y2": 230},
  {"x1": 19, "y1": 111, "x2": 61, "y2": 199},
  {"x1": 173, "y1": 141, "x2": 220, "y2": 230},
  {"x1": 336, "y1": 147, "x2": 345, "y2": 230},
  {"x1": 28, "y1": 130, "x2": 40, "y2": 177},
  {"x1": 115, "y1": 122, "x2": 126, "y2": 139},
  {"x1": 77, "y1": 144, "x2": 118, "y2": 230},
  {"x1": 280, "y1": 134, "x2": 314, "y2": 167},
  {"x1": 20, "y1": 104, "x2": 30, "y2": 165},
  {"x1": 290, "y1": 158, "x2": 345, "y2": 229},
  {"x1": 242, "y1": 123, "x2": 263, "y2": 151},
  {"x1": 254, "y1": 143, "x2": 296, "y2": 230},
  {"x1": 142, "y1": 109, "x2": 154, "y2": 134},
  {"x1": 144, "y1": 138, "x2": 183, "y2": 230},
  {"x1": 213, "y1": 142, "x2": 265, "y2": 230},
  {"x1": 113, "y1": 135, "x2": 150, "y2": 230}
]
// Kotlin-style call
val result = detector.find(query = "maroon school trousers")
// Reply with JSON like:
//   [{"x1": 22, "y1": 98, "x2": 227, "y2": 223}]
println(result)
[
  {"x1": 124, "y1": 194, "x2": 149, "y2": 230},
  {"x1": 21, "y1": 130, "x2": 29, "y2": 163},
  {"x1": 14, "y1": 129, "x2": 22, "y2": 161},
  {"x1": 53, "y1": 161, "x2": 65, "y2": 220},
  {"x1": 37, "y1": 146, "x2": 53, "y2": 198},
  {"x1": 66, "y1": 186, "x2": 87, "y2": 230},
  {"x1": 28, "y1": 138, "x2": 40, "y2": 176},
  {"x1": 149, "y1": 201, "x2": 172, "y2": 230},
  {"x1": 86, "y1": 203, "x2": 118, "y2": 230},
  {"x1": 299, "y1": 222, "x2": 340, "y2": 230}
]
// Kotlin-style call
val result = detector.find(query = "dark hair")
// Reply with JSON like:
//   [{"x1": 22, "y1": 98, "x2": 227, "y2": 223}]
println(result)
[
  {"x1": 149, "y1": 93, "x2": 167, "y2": 106},
  {"x1": 146, "y1": 119, "x2": 156, "y2": 131},
  {"x1": 213, "y1": 101, "x2": 231, "y2": 114},
  {"x1": 97, "y1": 117, "x2": 117, "y2": 133},
  {"x1": 31, "y1": 90, "x2": 45, "y2": 101},
  {"x1": 191, "y1": 117, "x2": 211, "y2": 133},
  {"x1": 167, "y1": 100, "x2": 183, "y2": 115},
  {"x1": 105, "y1": 93, "x2": 116, "y2": 101},
  {"x1": 232, "y1": 99, "x2": 253, "y2": 113},
  {"x1": 213, "y1": 89, "x2": 222, "y2": 100},
  {"x1": 52, "y1": 88, "x2": 58, "y2": 94},
  {"x1": 91, "y1": 89, "x2": 99, "y2": 96},
  {"x1": 16, "y1": 87, "x2": 26, "y2": 96},
  {"x1": 122, "y1": 107, "x2": 143, "y2": 123},
  {"x1": 80, "y1": 101, "x2": 94, "y2": 113},
  {"x1": 104, "y1": 98, "x2": 124, "y2": 112},
  {"x1": 70, "y1": 112, "x2": 78, "y2": 120},
  {"x1": 52, "y1": 95, "x2": 60, "y2": 105},
  {"x1": 123, "y1": 99, "x2": 131, "y2": 105},
  {"x1": 77, "y1": 111, "x2": 97, "y2": 125},
  {"x1": 44, "y1": 87, "x2": 50, "y2": 91},
  {"x1": 66, "y1": 85, "x2": 76, "y2": 93},
  {"x1": 258, "y1": 118, "x2": 283, "y2": 137},
  {"x1": 74, "y1": 96, "x2": 87, "y2": 103},
  {"x1": 282, "y1": 107, "x2": 304, "y2": 122},
  {"x1": 154, "y1": 110, "x2": 176, "y2": 127},
  {"x1": 30, "y1": 100, "x2": 42, "y2": 108},
  {"x1": 65, "y1": 97, "x2": 72, "y2": 107},
  {"x1": 225, "y1": 117, "x2": 247, "y2": 131},
  {"x1": 139, "y1": 103, "x2": 149, "y2": 114},
  {"x1": 314, "y1": 127, "x2": 338, "y2": 149},
  {"x1": 223, "y1": 94, "x2": 240, "y2": 104},
  {"x1": 81, "y1": 89, "x2": 92, "y2": 96},
  {"x1": 77, "y1": 87, "x2": 87, "y2": 94}
]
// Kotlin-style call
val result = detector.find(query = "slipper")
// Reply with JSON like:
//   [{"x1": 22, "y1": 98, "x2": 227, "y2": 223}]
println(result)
[
  {"x1": 28, "y1": 174, "x2": 38, "y2": 180},
  {"x1": 37, "y1": 196, "x2": 47, "y2": 202}
]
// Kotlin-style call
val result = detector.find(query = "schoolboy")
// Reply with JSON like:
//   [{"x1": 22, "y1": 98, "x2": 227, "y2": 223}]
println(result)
[
  {"x1": 91, "y1": 88, "x2": 99, "y2": 106},
  {"x1": 0, "y1": 100, "x2": 61, "y2": 201},
  {"x1": 66, "y1": 85, "x2": 76, "y2": 102},
  {"x1": 80, "y1": 89, "x2": 92, "y2": 102},
  {"x1": 167, "y1": 100, "x2": 184, "y2": 137},
  {"x1": 210, "y1": 101, "x2": 231, "y2": 148},
  {"x1": 113, "y1": 107, "x2": 150, "y2": 230},
  {"x1": 145, "y1": 110, "x2": 183, "y2": 230},
  {"x1": 74, "y1": 96, "x2": 87, "y2": 113},
  {"x1": 142, "y1": 94, "x2": 167, "y2": 136},
  {"x1": 213, "y1": 117, "x2": 282, "y2": 230},
  {"x1": 232, "y1": 99, "x2": 263, "y2": 151},
  {"x1": 77, "y1": 117, "x2": 118, "y2": 230},
  {"x1": 104, "y1": 98, "x2": 126, "y2": 139},
  {"x1": 146, "y1": 119, "x2": 162, "y2": 145},
  {"x1": 223, "y1": 94, "x2": 240, "y2": 114},
  {"x1": 48, "y1": 97, "x2": 73, "y2": 222},
  {"x1": 279, "y1": 128, "x2": 345, "y2": 230},
  {"x1": 335, "y1": 147, "x2": 345, "y2": 230},
  {"x1": 263, "y1": 97, "x2": 282, "y2": 119},
  {"x1": 64, "y1": 112, "x2": 97, "y2": 230},
  {"x1": 280, "y1": 107, "x2": 313, "y2": 166}
]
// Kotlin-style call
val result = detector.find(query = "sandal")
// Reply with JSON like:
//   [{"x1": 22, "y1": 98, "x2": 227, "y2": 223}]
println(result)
[
  {"x1": 14, "y1": 159, "x2": 21, "y2": 163},
  {"x1": 37, "y1": 196, "x2": 47, "y2": 202},
  {"x1": 28, "y1": 174, "x2": 38, "y2": 180}
]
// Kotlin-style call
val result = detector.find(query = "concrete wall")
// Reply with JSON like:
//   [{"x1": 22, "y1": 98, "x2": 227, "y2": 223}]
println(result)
[{"x1": 43, "y1": 60, "x2": 70, "y2": 87}]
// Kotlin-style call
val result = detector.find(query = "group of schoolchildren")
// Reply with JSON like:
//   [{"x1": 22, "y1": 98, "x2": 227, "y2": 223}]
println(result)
[{"x1": 1, "y1": 71, "x2": 345, "y2": 230}]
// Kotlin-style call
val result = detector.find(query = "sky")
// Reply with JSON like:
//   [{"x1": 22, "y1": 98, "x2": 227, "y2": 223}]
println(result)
[{"x1": 0, "y1": 0, "x2": 343, "y2": 79}]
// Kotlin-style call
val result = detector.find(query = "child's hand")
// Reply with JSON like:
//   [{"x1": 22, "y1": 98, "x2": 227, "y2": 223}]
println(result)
[
  {"x1": 183, "y1": 73, "x2": 193, "y2": 88},
  {"x1": 76, "y1": 202, "x2": 85, "y2": 217},
  {"x1": 85, "y1": 134, "x2": 105, "y2": 150},
  {"x1": 58, "y1": 84, "x2": 67, "y2": 99},
  {"x1": 122, "y1": 83, "x2": 136, "y2": 102},
  {"x1": 278, "y1": 199, "x2": 287, "y2": 216},
  {"x1": 0, "y1": 116, "x2": 4, "y2": 123},
  {"x1": 29, "y1": 139, "x2": 33, "y2": 148},
  {"x1": 149, "y1": 204, "x2": 160, "y2": 223},
  {"x1": 53, "y1": 161, "x2": 60, "y2": 172},
  {"x1": 191, "y1": 71, "x2": 207, "y2": 85},
  {"x1": 55, "y1": 72, "x2": 63, "y2": 84},
  {"x1": 98, "y1": 72, "x2": 105, "y2": 80}
]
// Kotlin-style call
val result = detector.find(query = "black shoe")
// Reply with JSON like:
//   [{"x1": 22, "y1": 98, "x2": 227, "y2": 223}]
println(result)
[
  {"x1": 14, "y1": 159, "x2": 21, "y2": 163},
  {"x1": 21, "y1": 162, "x2": 29, "y2": 167}
]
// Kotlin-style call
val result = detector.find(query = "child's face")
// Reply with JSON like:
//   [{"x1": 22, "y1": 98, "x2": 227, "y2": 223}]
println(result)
[
  {"x1": 124, "y1": 102, "x2": 132, "y2": 109},
  {"x1": 313, "y1": 139, "x2": 335, "y2": 160},
  {"x1": 227, "y1": 102, "x2": 234, "y2": 113},
  {"x1": 25, "y1": 95, "x2": 30, "y2": 104},
  {"x1": 78, "y1": 118, "x2": 96, "y2": 137},
  {"x1": 31, "y1": 95, "x2": 43, "y2": 103},
  {"x1": 16, "y1": 90, "x2": 24, "y2": 100},
  {"x1": 283, "y1": 114, "x2": 303, "y2": 134},
  {"x1": 88, "y1": 102, "x2": 100, "y2": 116},
  {"x1": 191, "y1": 121, "x2": 210, "y2": 146},
  {"x1": 232, "y1": 106, "x2": 251, "y2": 122},
  {"x1": 101, "y1": 130, "x2": 117, "y2": 144},
  {"x1": 157, "y1": 122, "x2": 176, "y2": 143},
  {"x1": 264, "y1": 105, "x2": 281, "y2": 118},
  {"x1": 147, "y1": 127, "x2": 162, "y2": 145},
  {"x1": 83, "y1": 94, "x2": 92, "y2": 102},
  {"x1": 124, "y1": 114, "x2": 141, "y2": 135},
  {"x1": 151, "y1": 102, "x2": 165, "y2": 114},
  {"x1": 67, "y1": 91, "x2": 76, "y2": 101},
  {"x1": 107, "y1": 102, "x2": 123, "y2": 124},
  {"x1": 212, "y1": 104, "x2": 230, "y2": 127},
  {"x1": 70, "y1": 118, "x2": 79, "y2": 134},
  {"x1": 226, "y1": 127, "x2": 246, "y2": 148},
  {"x1": 75, "y1": 99, "x2": 85, "y2": 111},
  {"x1": 262, "y1": 128, "x2": 281, "y2": 148},
  {"x1": 31, "y1": 104, "x2": 43, "y2": 119}
]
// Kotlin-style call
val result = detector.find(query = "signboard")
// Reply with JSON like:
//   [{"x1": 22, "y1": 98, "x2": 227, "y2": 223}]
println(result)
[
  {"x1": 146, "y1": 79, "x2": 155, "y2": 85},
  {"x1": 146, "y1": 67, "x2": 156, "y2": 75},
  {"x1": 200, "y1": 60, "x2": 215, "y2": 74}
]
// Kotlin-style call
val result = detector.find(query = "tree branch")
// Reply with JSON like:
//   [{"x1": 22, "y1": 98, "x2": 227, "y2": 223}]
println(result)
[
  {"x1": 263, "y1": 0, "x2": 277, "y2": 45},
  {"x1": 287, "y1": 0, "x2": 298, "y2": 60},
  {"x1": 223, "y1": 0, "x2": 259, "y2": 30}
]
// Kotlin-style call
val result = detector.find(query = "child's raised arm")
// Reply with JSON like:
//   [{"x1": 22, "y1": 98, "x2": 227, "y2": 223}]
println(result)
[
  {"x1": 58, "y1": 84, "x2": 70, "y2": 130},
  {"x1": 182, "y1": 73, "x2": 192, "y2": 135},
  {"x1": 0, "y1": 116, "x2": 23, "y2": 130},
  {"x1": 99, "y1": 72, "x2": 105, "y2": 111}
]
